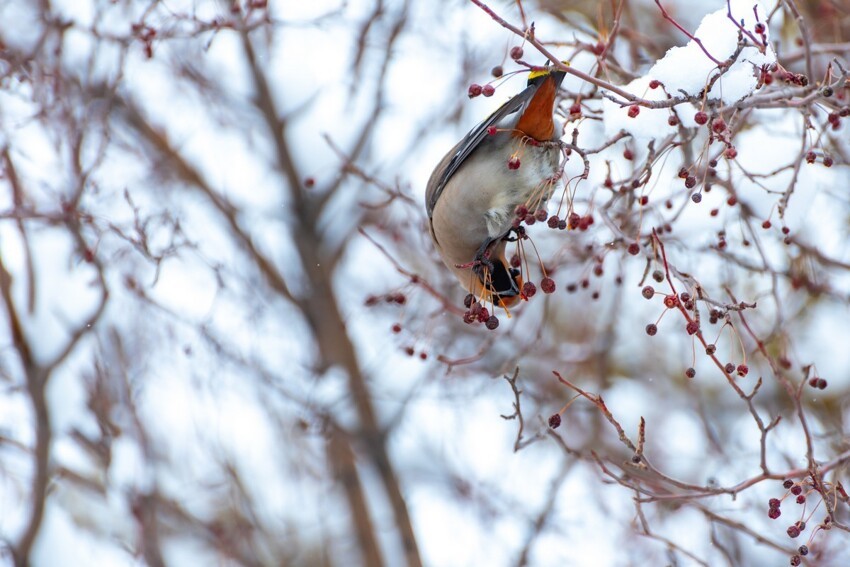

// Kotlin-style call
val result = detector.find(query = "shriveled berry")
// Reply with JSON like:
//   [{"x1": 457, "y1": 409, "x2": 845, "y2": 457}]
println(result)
[
  {"x1": 463, "y1": 293, "x2": 476, "y2": 308},
  {"x1": 485, "y1": 315, "x2": 499, "y2": 330},
  {"x1": 725, "y1": 146, "x2": 738, "y2": 159},
  {"x1": 548, "y1": 413, "x2": 561, "y2": 429},
  {"x1": 642, "y1": 286, "x2": 654, "y2": 300},
  {"x1": 535, "y1": 209, "x2": 548, "y2": 222},
  {"x1": 706, "y1": 344, "x2": 717, "y2": 355},
  {"x1": 768, "y1": 507, "x2": 781, "y2": 520},
  {"x1": 783, "y1": 480, "x2": 794, "y2": 489},
  {"x1": 522, "y1": 281, "x2": 537, "y2": 298},
  {"x1": 736, "y1": 364, "x2": 749, "y2": 377},
  {"x1": 515, "y1": 205, "x2": 528, "y2": 218},
  {"x1": 541, "y1": 277, "x2": 556, "y2": 294},
  {"x1": 685, "y1": 367, "x2": 696, "y2": 378},
  {"x1": 694, "y1": 111, "x2": 708, "y2": 125},
  {"x1": 724, "y1": 363, "x2": 735, "y2": 374},
  {"x1": 547, "y1": 215, "x2": 559, "y2": 229},
  {"x1": 678, "y1": 167, "x2": 689, "y2": 179},
  {"x1": 685, "y1": 175, "x2": 697, "y2": 189},
  {"x1": 686, "y1": 321, "x2": 699, "y2": 335},
  {"x1": 790, "y1": 556, "x2": 801, "y2": 566},
  {"x1": 798, "y1": 545, "x2": 808, "y2": 556},
  {"x1": 645, "y1": 323, "x2": 658, "y2": 336},
  {"x1": 510, "y1": 46, "x2": 523, "y2": 60},
  {"x1": 787, "y1": 525, "x2": 800, "y2": 538},
  {"x1": 790, "y1": 484, "x2": 802, "y2": 496}
]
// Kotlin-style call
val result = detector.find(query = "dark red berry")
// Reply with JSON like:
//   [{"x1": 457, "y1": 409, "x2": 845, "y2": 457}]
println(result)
[
  {"x1": 790, "y1": 556, "x2": 801, "y2": 566},
  {"x1": 515, "y1": 205, "x2": 528, "y2": 218},
  {"x1": 783, "y1": 480, "x2": 794, "y2": 489},
  {"x1": 522, "y1": 281, "x2": 537, "y2": 298},
  {"x1": 691, "y1": 192, "x2": 702, "y2": 203},
  {"x1": 736, "y1": 364, "x2": 749, "y2": 377},
  {"x1": 482, "y1": 84, "x2": 495, "y2": 97},
  {"x1": 768, "y1": 507, "x2": 781, "y2": 519},
  {"x1": 786, "y1": 525, "x2": 800, "y2": 538},
  {"x1": 754, "y1": 22, "x2": 765, "y2": 34},
  {"x1": 678, "y1": 167, "x2": 689, "y2": 179},
  {"x1": 712, "y1": 118, "x2": 727, "y2": 133},
  {"x1": 796, "y1": 494, "x2": 805, "y2": 504},
  {"x1": 817, "y1": 378, "x2": 827, "y2": 389},
  {"x1": 706, "y1": 344, "x2": 717, "y2": 355},
  {"x1": 463, "y1": 294, "x2": 476, "y2": 308},
  {"x1": 685, "y1": 367, "x2": 696, "y2": 378},
  {"x1": 508, "y1": 155, "x2": 521, "y2": 169},
  {"x1": 485, "y1": 315, "x2": 499, "y2": 330},
  {"x1": 725, "y1": 146, "x2": 737, "y2": 159},
  {"x1": 645, "y1": 323, "x2": 658, "y2": 336},
  {"x1": 790, "y1": 484, "x2": 802, "y2": 495},
  {"x1": 547, "y1": 215, "x2": 559, "y2": 229},
  {"x1": 649, "y1": 79, "x2": 661, "y2": 89},
  {"x1": 623, "y1": 148, "x2": 634, "y2": 160},
  {"x1": 685, "y1": 176, "x2": 697, "y2": 189},
  {"x1": 628, "y1": 243, "x2": 640, "y2": 255},
  {"x1": 686, "y1": 321, "x2": 699, "y2": 335},
  {"x1": 668, "y1": 115, "x2": 679, "y2": 126},
  {"x1": 491, "y1": 65, "x2": 503, "y2": 77},
  {"x1": 823, "y1": 156, "x2": 834, "y2": 167},
  {"x1": 798, "y1": 545, "x2": 808, "y2": 556},
  {"x1": 548, "y1": 413, "x2": 561, "y2": 429},
  {"x1": 541, "y1": 277, "x2": 556, "y2": 294},
  {"x1": 510, "y1": 46, "x2": 523, "y2": 60},
  {"x1": 468, "y1": 83, "x2": 483, "y2": 98},
  {"x1": 535, "y1": 209, "x2": 548, "y2": 222},
  {"x1": 652, "y1": 270, "x2": 664, "y2": 283},
  {"x1": 391, "y1": 323, "x2": 402, "y2": 333},
  {"x1": 663, "y1": 294, "x2": 678, "y2": 308},
  {"x1": 628, "y1": 106, "x2": 640, "y2": 118},
  {"x1": 642, "y1": 286, "x2": 654, "y2": 300},
  {"x1": 694, "y1": 111, "x2": 708, "y2": 125},
  {"x1": 762, "y1": 220, "x2": 772, "y2": 229}
]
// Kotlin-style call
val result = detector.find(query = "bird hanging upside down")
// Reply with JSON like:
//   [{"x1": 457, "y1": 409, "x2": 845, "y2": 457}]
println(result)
[{"x1": 426, "y1": 62, "x2": 567, "y2": 308}]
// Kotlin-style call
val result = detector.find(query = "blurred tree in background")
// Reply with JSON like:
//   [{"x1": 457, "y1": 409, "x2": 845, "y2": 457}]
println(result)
[{"x1": 0, "y1": 0, "x2": 848, "y2": 566}]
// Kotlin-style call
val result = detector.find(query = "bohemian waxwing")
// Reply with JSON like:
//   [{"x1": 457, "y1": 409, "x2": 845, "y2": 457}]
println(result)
[{"x1": 426, "y1": 63, "x2": 567, "y2": 307}]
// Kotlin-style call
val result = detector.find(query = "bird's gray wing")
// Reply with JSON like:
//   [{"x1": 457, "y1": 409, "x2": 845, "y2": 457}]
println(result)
[{"x1": 426, "y1": 84, "x2": 537, "y2": 217}]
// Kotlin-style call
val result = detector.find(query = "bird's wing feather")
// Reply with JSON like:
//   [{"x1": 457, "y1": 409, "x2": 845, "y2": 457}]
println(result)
[{"x1": 425, "y1": 84, "x2": 537, "y2": 217}]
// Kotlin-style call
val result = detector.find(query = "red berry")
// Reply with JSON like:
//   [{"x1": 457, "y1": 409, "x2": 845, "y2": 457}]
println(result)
[
  {"x1": 482, "y1": 84, "x2": 495, "y2": 97},
  {"x1": 569, "y1": 103, "x2": 581, "y2": 115},
  {"x1": 535, "y1": 209, "x2": 548, "y2": 222},
  {"x1": 783, "y1": 480, "x2": 794, "y2": 489},
  {"x1": 515, "y1": 205, "x2": 528, "y2": 218},
  {"x1": 754, "y1": 22, "x2": 765, "y2": 34},
  {"x1": 508, "y1": 155, "x2": 521, "y2": 169},
  {"x1": 805, "y1": 151, "x2": 816, "y2": 164},
  {"x1": 645, "y1": 323, "x2": 658, "y2": 336},
  {"x1": 468, "y1": 83, "x2": 483, "y2": 98},
  {"x1": 510, "y1": 46, "x2": 523, "y2": 60},
  {"x1": 685, "y1": 176, "x2": 697, "y2": 189},
  {"x1": 304, "y1": 177, "x2": 316, "y2": 188},
  {"x1": 487, "y1": 126, "x2": 498, "y2": 136},
  {"x1": 705, "y1": 344, "x2": 716, "y2": 355},
  {"x1": 641, "y1": 286, "x2": 654, "y2": 299},
  {"x1": 628, "y1": 243, "x2": 640, "y2": 255},
  {"x1": 491, "y1": 65, "x2": 503, "y2": 77},
  {"x1": 686, "y1": 321, "x2": 699, "y2": 335},
  {"x1": 623, "y1": 148, "x2": 634, "y2": 160},
  {"x1": 540, "y1": 277, "x2": 556, "y2": 294},
  {"x1": 796, "y1": 494, "x2": 805, "y2": 504},
  {"x1": 725, "y1": 146, "x2": 737, "y2": 159},
  {"x1": 768, "y1": 507, "x2": 781, "y2": 519},
  {"x1": 769, "y1": 497, "x2": 781, "y2": 508},
  {"x1": 391, "y1": 323, "x2": 402, "y2": 333},
  {"x1": 712, "y1": 118, "x2": 727, "y2": 133},
  {"x1": 548, "y1": 413, "x2": 561, "y2": 429},
  {"x1": 694, "y1": 111, "x2": 708, "y2": 125},
  {"x1": 649, "y1": 79, "x2": 661, "y2": 89},
  {"x1": 762, "y1": 220, "x2": 772, "y2": 229},
  {"x1": 522, "y1": 281, "x2": 537, "y2": 298},
  {"x1": 798, "y1": 545, "x2": 808, "y2": 556},
  {"x1": 823, "y1": 156, "x2": 834, "y2": 167},
  {"x1": 668, "y1": 115, "x2": 679, "y2": 126},
  {"x1": 485, "y1": 315, "x2": 499, "y2": 330},
  {"x1": 663, "y1": 294, "x2": 678, "y2": 308},
  {"x1": 685, "y1": 367, "x2": 696, "y2": 378},
  {"x1": 736, "y1": 364, "x2": 748, "y2": 377},
  {"x1": 627, "y1": 106, "x2": 640, "y2": 118},
  {"x1": 547, "y1": 216, "x2": 559, "y2": 229},
  {"x1": 787, "y1": 525, "x2": 800, "y2": 538}
]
